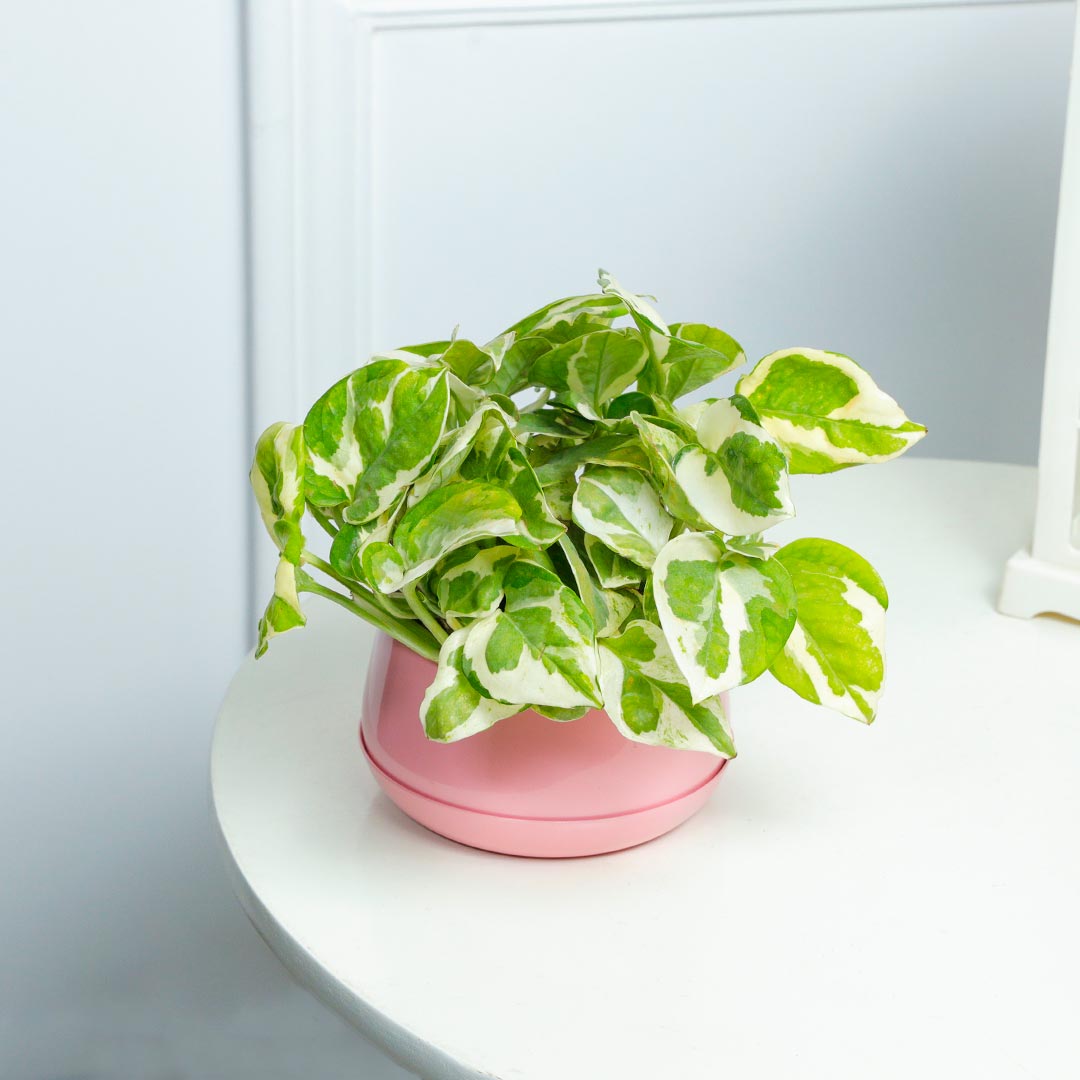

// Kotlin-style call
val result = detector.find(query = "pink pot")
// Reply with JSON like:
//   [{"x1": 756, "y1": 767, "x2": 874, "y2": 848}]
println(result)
[{"x1": 360, "y1": 635, "x2": 728, "y2": 858}]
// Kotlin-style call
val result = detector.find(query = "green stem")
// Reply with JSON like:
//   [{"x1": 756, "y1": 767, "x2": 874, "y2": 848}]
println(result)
[
  {"x1": 298, "y1": 579, "x2": 440, "y2": 662},
  {"x1": 309, "y1": 508, "x2": 338, "y2": 539},
  {"x1": 304, "y1": 550, "x2": 422, "y2": 624},
  {"x1": 303, "y1": 552, "x2": 355, "y2": 591},
  {"x1": 404, "y1": 582, "x2": 448, "y2": 645}
]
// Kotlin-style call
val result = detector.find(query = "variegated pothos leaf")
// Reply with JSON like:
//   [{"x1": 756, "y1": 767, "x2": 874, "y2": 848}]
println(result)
[
  {"x1": 462, "y1": 561, "x2": 601, "y2": 709},
  {"x1": 571, "y1": 465, "x2": 673, "y2": 568},
  {"x1": 433, "y1": 544, "x2": 519, "y2": 619},
  {"x1": 736, "y1": 348, "x2": 926, "y2": 473},
  {"x1": 303, "y1": 359, "x2": 450, "y2": 524},
  {"x1": 531, "y1": 329, "x2": 649, "y2": 420},
  {"x1": 255, "y1": 558, "x2": 306, "y2": 658},
  {"x1": 770, "y1": 538, "x2": 888, "y2": 722},
  {"x1": 369, "y1": 480, "x2": 523, "y2": 592},
  {"x1": 654, "y1": 532, "x2": 796, "y2": 703},
  {"x1": 672, "y1": 396, "x2": 794, "y2": 536},
  {"x1": 250, "y1": 422, "x2": 307, "y2": 565},
  {"x1": 421, "y1": 628, "x2": 520, "y2": 741},
  {"x1": 599, "y1": 620, "x2": 735, "y2": 756}
]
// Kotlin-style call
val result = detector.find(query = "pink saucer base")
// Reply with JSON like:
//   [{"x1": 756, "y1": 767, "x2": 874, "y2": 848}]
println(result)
[
  {"x1": 360, "y1": 635, "x2": 728, "y2": 858},
  {"x1": 361, "y1": 730, "x2": 725, "y2": 858}
]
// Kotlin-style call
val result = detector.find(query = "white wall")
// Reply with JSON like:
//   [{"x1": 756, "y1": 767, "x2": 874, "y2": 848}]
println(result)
[
  {"x1": 366, "y1": 0, "x2": 1073, "y2": 466},
  {"x1": 0, "y1": 1, "x2": 404, "y2": 1077}
]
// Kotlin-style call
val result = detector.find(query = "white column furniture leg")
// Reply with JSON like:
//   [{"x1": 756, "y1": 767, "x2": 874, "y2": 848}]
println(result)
[{"x1": 999, "y1": 7, "x2": 1080, "y2": 620}]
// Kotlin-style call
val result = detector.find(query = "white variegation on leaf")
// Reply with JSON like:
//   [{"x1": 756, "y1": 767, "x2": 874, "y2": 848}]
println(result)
[
  {"x1": 433, "y1": 544, "x2": 519, "y2": 619},
  {"x1": 375, "y1": 480, "x2": 523, "y2": 592},
  {"x1": 736, "y1": 348, "x2": 927, "y2": 474},
  {"x1": 496, "y1": 444, "x2": 565, "y2": 548},
  {"x1": 420, "y1": 629, "x2": 520, "y2": 742},
  {"x1": 572, "y1": 465, "x2": 673, "y2": 568},
  {"x1": 599, "y1": 620, "x2": 735, "y2": 756},
  {"x1": 250, "y1": 421, "x2": 307, "y2": 566},
  {"x1": 255, "y1": 557, "x2": 306, "y2": 658},
  {"x1": 584, "y1": 533, "x2": 645, "y2": 589},
  {"x1": 463, "y1": 561, "x2": 601, "y2": 710},
  {"x1": 673, "y1": 396, "x2": 794, "y2": 536},
  {"x1": 252, "y1": 273, "x2": 922, "y2": 754},
  {"x1": 654, "y1": 532, "x2": 796, "y2": 703},
  {"x1": 630, "y1": 415, "x2": 712, "y2": 531},
  {"x1": 770, "y1": 538, "x2": 888, "y2": 723},
  {"x1": 597, "y1": 269, "x2": 671, "y2": 393},
  {"x1": 531, "y1": 329, "x2": 649, "y2": 420},
  {"x1": 408, "y1": 401, "x2": 506, "y2": 506},
  {"x1": 302, "y1": 359, "x2": 450, "y2": 524},
  {"x1": 556, "y1": 534, "x2": 610, "y2": 638}
]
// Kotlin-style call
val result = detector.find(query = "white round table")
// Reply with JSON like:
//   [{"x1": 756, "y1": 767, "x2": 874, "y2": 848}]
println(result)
[{"x1": 212, "y1": 459, "x2": 1079, "y2": 1080}]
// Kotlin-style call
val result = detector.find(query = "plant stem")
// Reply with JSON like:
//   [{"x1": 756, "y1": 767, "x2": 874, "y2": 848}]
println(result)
[
  {"x1": 303, "y1": 552, "x2": 354, "y2": 591},
  {"x1": 298, "y1": 579, "x2": 441, "y2": 662},
  {"x1": 404, "y1": 582, "x2": 448, "y2": 645},
  {"x1": 309, "y1": 508, "x2": 338, "y2": 538},
  {"x1": 304, "y1": 550, "x2": 423, "y2": 625}
]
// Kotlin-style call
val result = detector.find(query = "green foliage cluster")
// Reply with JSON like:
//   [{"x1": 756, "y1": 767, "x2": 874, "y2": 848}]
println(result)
[{"x1": 251, "y1": 272, "x2": 924, "y2": 755}]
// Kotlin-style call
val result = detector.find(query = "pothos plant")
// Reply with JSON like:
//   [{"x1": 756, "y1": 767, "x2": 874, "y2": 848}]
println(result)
[{"x1": 251, "y1": 272, "x2": 925, "y2": 758}]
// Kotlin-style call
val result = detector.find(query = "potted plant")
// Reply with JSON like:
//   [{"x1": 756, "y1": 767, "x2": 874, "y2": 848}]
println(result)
[{"x1": 251, "y1": 271, "x2": 924, "y2": 857}]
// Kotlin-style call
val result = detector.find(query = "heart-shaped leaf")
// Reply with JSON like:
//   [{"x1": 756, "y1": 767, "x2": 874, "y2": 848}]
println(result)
[
  {"x1": 736, "y1": 348, "x2": 926, "y2": 473},
  {"x1": 653, "y1": 532, "x2": 796, "y2": 702},
  {"x1": 571, "y1": 465, "x2": 673, "y2": 568},
  {"x1": 770, "y1": 538, "x2": 888, "y2": 722},
  {"x1": 531, "y1": 329, "x2": 649, "y2": 420},
  {"x1": 672, "y1": 396, "x2": 794, "y2": 536},
  {"x1": 599, "y1": 620, "x2": 735, "y2": 756},
  {"x1": 421, "y1": 628, "x2": 520, "y2": 741},
  {"x1": 463, "y1": 561, "x2": 601, "y2": 710}
]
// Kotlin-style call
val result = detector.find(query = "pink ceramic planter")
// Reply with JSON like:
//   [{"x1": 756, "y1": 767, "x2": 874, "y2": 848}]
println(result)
[{"x1": 360, "y1": 635, "x2": 728, "y2": 858}]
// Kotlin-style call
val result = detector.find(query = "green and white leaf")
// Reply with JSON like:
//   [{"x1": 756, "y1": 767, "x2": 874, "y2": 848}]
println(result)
[
  {"x1": 492, "y1": 291, "x2": 628, "y2": 344},
  {"x1": 584, "y1": 533, "x2": 645, "y2": 589},
  {"x1": 433, "y1": 544, "x2": 519, "y2": 619},
  {"x1": 437, "y1": 338, "x2": 495, "y2": 386},
  {"x1": 531, "y1": 329, "x2": 649, "y2": 420},
  {"x1": 722, "y1": 533, "x2": 778, "y2": 560},
  {"x1": 663, "y1": 323, "x2": 746, "y2": 399},
  {"x1": 553, "y1": 533, "x2": 632, "y2": 639},
  {"x1": 599, "y1": 621, "x2": 736, "y2": 756},
  {"x1": 462, "y1": 561, "x2": 601, "y2": 709},
  {"x1": 408, "y1": 401, "x2": 506, "y2": 506},
  {"x1": 515, "y1": 405, "x2": 595, "y2": 440},
  {"x1": 250, "y1": 421, "x2": 307, "y2": 566},
  {"x1": 374, "y1": 480, "x2": 523, "y2": 592},
  {"x1": 532, "y1": 433, "x2": 649, "y2": 486},
  {"x1": 572, "y1": 465, "x2": 673, "y2": 568},
  {"x1": 770, "y1": 538, "x2": 888, "y2": 723},
  {"x1": 654, "y1": 532, "x2": 796, "y2": 703},
  {"x1": 421, "y1": 628, "x2": 520, "y2": 742},
  {"x1": 496, "y1": 444, "x2": 565, "y2": 548},
  {"x1": 255, "y1": 557, "x2": 306, "y2": 658},
  {"x1": 736, "y1": 348, "x2": 926, "y2": 473},
  {"x1": 630, "y1": 415, "x2": 711, "y2": 530},
  {"x1": 672, "y1": 396, "x2": 794, "y2": 536},
  {"x1": 486, "y1": 336, "x2": 552, "y2": 397},
  {"x1": 303, "y1": 359, "x2": 450, "y2": 522},
  {"x1": 597, "y1": 269, "x2": 671, "y2": 393}
]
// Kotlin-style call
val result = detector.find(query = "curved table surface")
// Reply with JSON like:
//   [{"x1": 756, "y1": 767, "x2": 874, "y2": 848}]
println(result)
[{"x1": 212, "y1": 459, "x2": 1079, "y2": 1080}]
